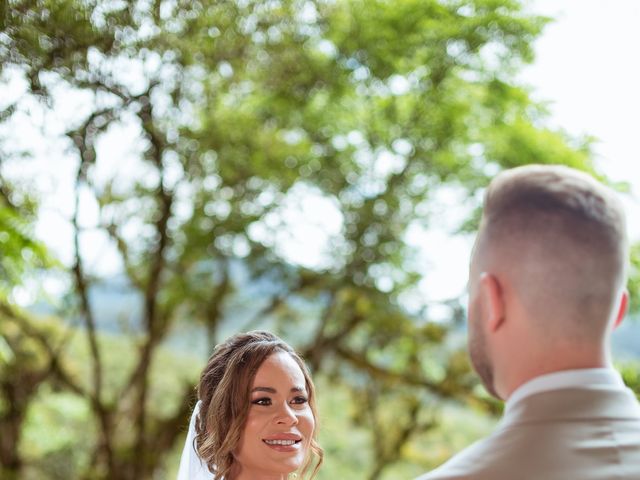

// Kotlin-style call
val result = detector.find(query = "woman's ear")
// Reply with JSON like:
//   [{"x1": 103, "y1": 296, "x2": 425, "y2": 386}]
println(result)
[{"x1": 479, "y1": 272, "x2": 505, "y2": 332}]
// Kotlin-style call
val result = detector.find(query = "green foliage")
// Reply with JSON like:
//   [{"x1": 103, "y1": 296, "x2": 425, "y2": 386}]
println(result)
[
  {"x1": 13, "y1": 317, "x2": 202, "y2": 480},
  {"x1": 1, "y1": 0, "x2": 637, "y2": 479},
  {"x1": 20, "y1": 390, "x2": 91, "y2": 479},
  {"x1": 0, "y1": 200, "x2": 52, "y2": 295},
  {"x1": 629, "y1": 243, "x2": 640, "y2": 314},
  {"x1": 0, "y1": 308, "x2": 67, "y2": 480},
  {"x1": 1, "y1": 0, "x2": 127, "y2": 94}
]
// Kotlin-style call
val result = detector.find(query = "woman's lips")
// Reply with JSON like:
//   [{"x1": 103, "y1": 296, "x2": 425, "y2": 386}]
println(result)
[{"x1": 262, "y1": 433, "x2": 302, "y2": 452}]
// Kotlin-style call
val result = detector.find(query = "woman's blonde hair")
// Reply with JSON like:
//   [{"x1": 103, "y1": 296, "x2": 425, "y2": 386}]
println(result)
[{"x1": 195, "y1": 330, "x2": 323, "y2": 479}]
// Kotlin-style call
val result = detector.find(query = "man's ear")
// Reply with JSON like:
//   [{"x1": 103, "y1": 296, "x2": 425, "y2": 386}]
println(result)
[
  {"x1": 479, "y1": 272, "x2": 505, "y2": 332},
  {"x1": 613, "y1": 289, "x2": 629, "y2": 330}
]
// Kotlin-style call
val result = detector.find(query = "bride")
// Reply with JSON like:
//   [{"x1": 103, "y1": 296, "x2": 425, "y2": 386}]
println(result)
[{"x1": 177, "y1": 331, "x2": 323, "y2": 480}]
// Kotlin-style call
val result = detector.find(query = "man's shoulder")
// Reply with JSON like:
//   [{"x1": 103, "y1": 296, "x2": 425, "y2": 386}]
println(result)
[
  {"x1": 414, "y1": 388, "x2": 640, "y2": 480},
  {"x1": 415, "y1": 432, "x2": 507, "y2": 480},
  {"x1": 414, "y1": 419, "x2": 589, "y2": 480}
]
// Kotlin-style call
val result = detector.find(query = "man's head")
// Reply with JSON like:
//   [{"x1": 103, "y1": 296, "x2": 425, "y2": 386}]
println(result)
[{"x1": 468, "y1": 165, "x2": 629, "y2": 400}]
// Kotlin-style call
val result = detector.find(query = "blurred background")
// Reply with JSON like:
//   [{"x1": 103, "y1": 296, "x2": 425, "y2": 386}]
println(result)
[{"x1": 1, "y1": 0, "x2": 639, "y2": 479}]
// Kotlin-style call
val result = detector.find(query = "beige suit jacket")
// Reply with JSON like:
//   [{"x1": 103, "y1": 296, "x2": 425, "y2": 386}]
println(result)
[{"x1": 416, "y1": 387, "x2": 640, "y2": 480}]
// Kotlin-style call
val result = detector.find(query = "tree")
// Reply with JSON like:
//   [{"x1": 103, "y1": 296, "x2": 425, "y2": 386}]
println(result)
[
  {"x1": 1, "y1": 1, "x2": 632, "y2": 479},
  {"x1": 0, "y1": 175, "x2": 61, "y2": 479}
]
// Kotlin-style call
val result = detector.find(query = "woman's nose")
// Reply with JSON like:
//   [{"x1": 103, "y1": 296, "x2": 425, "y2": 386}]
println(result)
[{"x1": 275, "y1": 403, "x2": 298, "y2": 425}]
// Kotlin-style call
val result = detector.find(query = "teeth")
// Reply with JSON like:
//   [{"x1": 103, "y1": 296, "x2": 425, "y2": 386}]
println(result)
[{"x1": 264, "y1": 439, "x2": 297, "y2": 446}]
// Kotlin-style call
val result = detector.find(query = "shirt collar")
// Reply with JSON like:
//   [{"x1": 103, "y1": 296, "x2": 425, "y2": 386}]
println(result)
[{"x1": 505, "y1": 368, "x2": 626, "y2": 414}]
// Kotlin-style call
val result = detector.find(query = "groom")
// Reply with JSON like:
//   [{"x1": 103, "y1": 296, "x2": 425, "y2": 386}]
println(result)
[{"x1": 418, "y1": 165, "x2": 640, "y2": 479}]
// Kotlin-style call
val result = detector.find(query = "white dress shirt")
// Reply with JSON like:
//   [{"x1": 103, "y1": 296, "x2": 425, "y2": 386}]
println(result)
[{"x1": 504, "y1": 367, "x2": 627, "y2": 417}]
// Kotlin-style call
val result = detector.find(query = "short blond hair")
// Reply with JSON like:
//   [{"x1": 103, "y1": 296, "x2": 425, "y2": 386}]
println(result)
[{"x1": 478, "y1": 165, "x2": 628, "y2": 332}]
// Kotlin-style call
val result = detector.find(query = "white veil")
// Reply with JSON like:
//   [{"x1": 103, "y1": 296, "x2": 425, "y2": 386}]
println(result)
[{"x1": 177, "y1": 400, "x2": 215, "y2": 480}]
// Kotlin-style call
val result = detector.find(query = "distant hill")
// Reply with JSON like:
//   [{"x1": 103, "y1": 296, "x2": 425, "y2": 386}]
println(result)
[{"x1": 30, "y1": 273, "x2": 640, "y2": 362}]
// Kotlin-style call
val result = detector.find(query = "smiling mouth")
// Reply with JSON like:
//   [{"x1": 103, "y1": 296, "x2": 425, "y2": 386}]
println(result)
[{"x1": 263, "y1": 439, "x2": 301, "y2": 446}]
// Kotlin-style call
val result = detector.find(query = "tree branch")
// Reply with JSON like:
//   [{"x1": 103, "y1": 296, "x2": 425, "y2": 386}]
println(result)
[{"x1": 0, "y1": 302, "x2": 85, "y2": 397}]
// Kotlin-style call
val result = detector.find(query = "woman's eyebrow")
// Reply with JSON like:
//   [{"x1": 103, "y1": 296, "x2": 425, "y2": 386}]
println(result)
[
  {"x1": 251, "y1": 386, "x2": 306, "y2": 393},
  {"x1": 252, "y1": 387, "x2": 277, "y2": 393}
]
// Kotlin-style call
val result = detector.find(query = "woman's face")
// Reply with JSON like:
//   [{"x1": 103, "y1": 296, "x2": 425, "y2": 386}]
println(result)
[{"x1": 233, "y1": 351, "x2": 315, "y2": 479}]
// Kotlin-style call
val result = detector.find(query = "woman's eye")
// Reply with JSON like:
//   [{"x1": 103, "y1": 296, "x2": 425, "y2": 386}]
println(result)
[
  {"x1": 252, "y1": 397, "x2": 272, "y2": 406},
  {"x1": 291, "y1": 396, "x2": 308, "y2": 405}
]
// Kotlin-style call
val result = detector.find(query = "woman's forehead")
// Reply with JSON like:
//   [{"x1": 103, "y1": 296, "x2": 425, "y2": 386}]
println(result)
[{"x1": 252, "y1": 351, "x2": 306, "y2": 388}]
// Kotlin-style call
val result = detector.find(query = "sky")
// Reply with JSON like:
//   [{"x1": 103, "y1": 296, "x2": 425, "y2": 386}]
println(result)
[
  {"x1": 421, "y1": 0, "x2": 640, "y2": 302},
  {"x1": 521, "y1": 0, "x2": 640, "y2": 184},
  {"x1": 3, "y1": 1, "x2": 640, "y2": 309}
]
